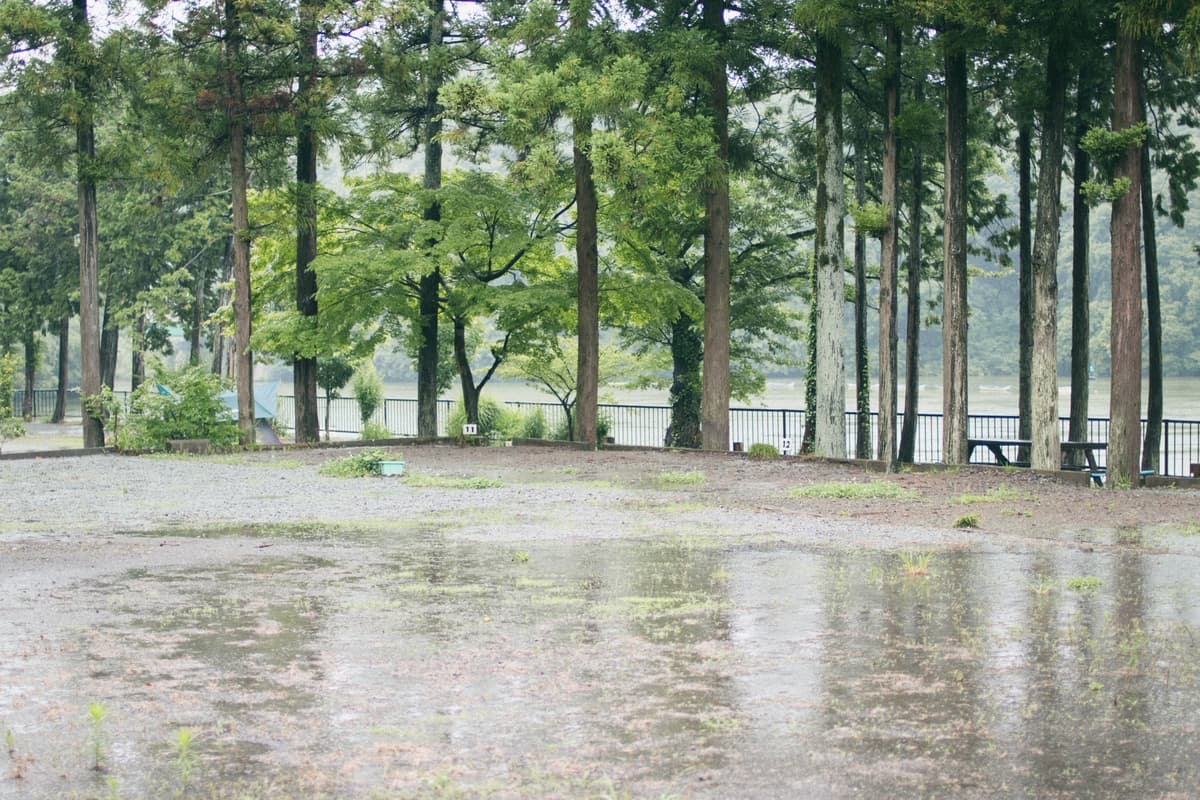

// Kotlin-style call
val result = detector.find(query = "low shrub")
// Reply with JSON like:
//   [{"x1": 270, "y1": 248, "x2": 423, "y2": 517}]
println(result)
[
  {"x1": 747, "y1": 443, "x2": 779, "y2": 460},
  {"x1": 319, "y1": 448, "x2": 390, "y2": 478},
  {"x1": 447, "y1": 397, "x2": 522, "y2": 439},
  {"x1": 116, "y1": 365, "x2": 239, "y2": 452},
  {"x1": 360, "y1": 421, "x2": 391, "y2": 441},
  {"x1": 520, "y1": 408, "x2": 547, "y2": 439}
]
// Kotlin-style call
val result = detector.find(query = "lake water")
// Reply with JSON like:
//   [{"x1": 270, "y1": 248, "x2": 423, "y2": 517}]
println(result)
[{"x1": 387, "y1": 376, "x2": 1200, "y2": 421}]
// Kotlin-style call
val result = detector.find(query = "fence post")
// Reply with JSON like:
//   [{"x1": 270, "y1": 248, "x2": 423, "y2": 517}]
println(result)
[{"x1": 1163, "y1": 420, "x2": 1170, "y2": 477}]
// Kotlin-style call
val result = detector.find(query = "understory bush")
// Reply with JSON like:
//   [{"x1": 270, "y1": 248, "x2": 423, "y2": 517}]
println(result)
[
  {"x1": 319, "y1": 448, "x2": 389, "y2": 478},
  {"x1": 0, "y1": 354, "x2": 24, "y2": 453},
  {"x1": 447, "y1": 397, "x2": 522, "y2": 439},
  {"x1": 747, "y1": 443, "x2": 779, "y2": 460},
  {"x1": 360, "y1": 421, "x2": 391, "y2": 441},
  {"x1": 116, "y1": 365, "x2": 239, "y2": 452}
]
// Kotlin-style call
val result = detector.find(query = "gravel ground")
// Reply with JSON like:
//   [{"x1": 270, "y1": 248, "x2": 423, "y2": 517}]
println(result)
[{"x1": 4, "y1": 442, "x2": 1200, "y2": 799}]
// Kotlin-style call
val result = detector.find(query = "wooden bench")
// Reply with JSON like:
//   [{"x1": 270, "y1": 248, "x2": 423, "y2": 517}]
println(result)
[
  {"x1": 968, "y1": 439, "x2": 1144, "y2": 487},
  {"x1": 966, "y1": 439, "x2": 1029, "y2": 467}
]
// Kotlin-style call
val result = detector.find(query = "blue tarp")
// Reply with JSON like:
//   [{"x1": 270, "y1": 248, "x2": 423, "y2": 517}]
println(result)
[{"x1": 217, "y1": 382, "x2": 277, "y2": 422}]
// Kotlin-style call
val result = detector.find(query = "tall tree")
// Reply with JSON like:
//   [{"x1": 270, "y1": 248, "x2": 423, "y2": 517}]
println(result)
[
  {"x1": 700, "y1": 0, "x2": 731, "y2": 451},
  {"x1": 69, "y1": 0, "x2": 102, "y2": 447},
  {"x1": 812, "y1": 25, "x2": 846, "y2": 459},
  {"x1": 1107, "y1": 27, "x2": 1143, "y2": 486},
  {"x1": 292, "y1": 0, "x2": 321, "y2": 443},
  {"x1": 876, "y1": 7, "x2": 900, "y2": 469},
  {"x1": 1029, "y1": 36, "x2": 1069, "y2": 471},
  {"x1": 941, "y1": 20, "x2": 969, "y2": 465},
  {"x1": 224, "y1": 0, "x2": 254, "y2": 445},
  {"x1": 571, "y1": 0, "x2": 600, "y2": 448},
  {"x1": 1067, "y1": 61, "x2": 1095, "y2": 461}
]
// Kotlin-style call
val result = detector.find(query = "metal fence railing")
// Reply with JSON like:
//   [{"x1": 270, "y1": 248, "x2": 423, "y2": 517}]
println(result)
[{"x1": 13, "y1": 388, "x2": 1200, "y2": 478}]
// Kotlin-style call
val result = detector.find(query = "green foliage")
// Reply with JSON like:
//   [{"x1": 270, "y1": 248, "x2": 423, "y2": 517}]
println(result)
[
  {"x1": 898, "y1": 551, "x2": 935, "y2": 577},
  {"x1": 747, "y1": 443, "x2": 780, "y2": 460},
  {"x1": 352, "y1": 363, "x2": 384, "y2": 425},
  {"x1": 789, "y1": 481, "x2": 918, "y2": 500},
  {"x1": 0, "y1": 354, "x2": 24, "y2": 452},
  {"x1": 447, "y1": 397, "x2": 523, "y2": 439},
  {"x1": 953, "y1": 513, "x2": 981, "y2": 529},
  {"x1": 360, "y1": 422, "x2": 391, "y2": 441},
  {"x1": 1081, "y1": 123, "x2": 1149, "y2": 170},
  {"x1": 655, "y1": 470, "x2": 706, "y2": 487},
  {"x1": 317, "y1": 357, "x2": 356, "y2": 401},
  {"x1": 520, "y1": 407, "x2": 547, "y2": 439},
  {"x1": 319, "y1": 448, "x2": 390, "y2": 478},
  {"x1": 116, "y1": 366, "x2": 239, "y2": 452},
  {"x1": 404, "y1": 473, "x2": 504, "y2": 489},
  {"x1": 954, "y1": 484, "x2": 1034, "y2": 504},
  {"x1": 1066, "y1": 576, "x2": 1103, "y2": 592},
  {"x1": 849, "y1": 201, "x2": 889, "y2": 237}
]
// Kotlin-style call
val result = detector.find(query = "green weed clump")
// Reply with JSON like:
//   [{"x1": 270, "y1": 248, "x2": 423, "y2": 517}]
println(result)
[
  {"x1": 656, "y1": 470, "x2": 706, "y2": 487},
  {"x1": 746, "y1": 443, "x2": 779, "y2": 460},
  {"x1": 1066, "y1": 576, "x2": 1103, "y2": 592},
  {"x1": 789, "y1": 481, "x2": 917, "y2": 500},
  {"x1": 319, "y1": 448, "x2": 390, "y2": 478},
  {"x1": 405, "y1": 473, "x2": 504, "y2": 489},
  {"x1": 898, "y1": 550, "x2": 934, "y2": 576},
  {"x1": 955, "y1": 484, "x2": 1034, "y2": 504},
  {"x1": 953, "y1": 513, "x2": 980, "y2": 529},
  {"x1": 360, "y1": 421, "x2": 391, "y2": 441}
]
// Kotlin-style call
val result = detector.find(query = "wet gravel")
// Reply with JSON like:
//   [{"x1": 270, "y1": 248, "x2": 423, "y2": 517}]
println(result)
[{"x1": 4, "y1": 444, "x2": 1200, "y2": 799}]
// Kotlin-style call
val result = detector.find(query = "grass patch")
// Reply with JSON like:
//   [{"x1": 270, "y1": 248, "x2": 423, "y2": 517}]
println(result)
[
  {"x1": 1066, "y1": 576, "x2": 1103, "y2": 592},
  {"x1": 746, "y1": 443, "x2": 779, "y2": 460},
  {"x1": 1155, "y1": 521, "x2": 1200, "y2": 537},
  {"x1": 954, "y1": 484, "x2": 1034, "y2": 504},
  {"x1": 405, "y1": 473, "x2": 505, "y2": 490},
  {"x1": 655, "y1": 470, "x2": 706, "y2": 488},
  {"x1": 898, "y1": 550, "x2": 934, "y2": 577},
  {"x1": 789, "y1": 480, "x2": 917, "y2": 500},
  {"x1": 953, "y1": 513, "x2": 980, "y2": 529}
]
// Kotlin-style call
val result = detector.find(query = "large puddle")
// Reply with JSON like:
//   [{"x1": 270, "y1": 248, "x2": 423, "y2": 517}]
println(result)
[{"x1": 3, "y1": 529, "x2": 1199, "y2": 798}]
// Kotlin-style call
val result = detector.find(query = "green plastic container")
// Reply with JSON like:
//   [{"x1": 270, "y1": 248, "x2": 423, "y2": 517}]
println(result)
[{"x1": 379, "y1": 461, "x2": 406, "y2": 476}]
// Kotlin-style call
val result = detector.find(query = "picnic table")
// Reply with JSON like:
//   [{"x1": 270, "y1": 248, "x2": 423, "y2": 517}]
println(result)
[{"x1": 966, "y1": 438, "x2": 1149, "y2": 486}]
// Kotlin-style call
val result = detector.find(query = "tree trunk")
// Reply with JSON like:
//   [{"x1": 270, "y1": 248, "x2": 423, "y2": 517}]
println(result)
[
  {"x1": 189, "y1": 263, "x2": 204, "y2": 365},
  {"x1": 700, "y1": 0, "x2": 730, "y2": 452},
  {"x1": 802, "y1": 256, "x2": 816, "y2": 453},
  {"x1": 417, "y1": 0, "x2": 444, "y2": 439},
  {"x1": 211, "y1": 236, "x2": 233, "y2": 377},
  {"x1": 877, "y1": 15, "x2": 900, "y2": 470},
  {"x1": 572, "y1": 4, "x2": 599, "y2": 450},
  {"x1": 853, "y1": 139, "x2": 870, "y2": 460},
  {"x1": 1017, "y1": 122, "x2": 1033, "y2": 463},
  {"x1": 52, "y1": 315, "x2": 68, "y2": 423},
  {"x1": 292, "y1": 0, "x2": 320, "y2": 444},
  {"x1": 22, "y1": 333, "x2": 36, "y2": 420},
  {"x1": 1107, "y1": 30, "x2": 1143, "y2": 487},
  {"x1": 898, "y1": 96, "x2": 924, "y2": 465},
  {"x1": 226, "y1": 0, "x2": 255, "y2": 446},
  {"x1": 941, "y1": 34, "x2": 969, "y2": 465},
  {"x1": 665, "y1": 311, "x2": 702, "y2": 448},
  {"x1": 1030, "y1": 44, "x2": 1068, "y2": 472},
  {"x1": 99, "y1": 307, "x2": 118, "y2": 391},
  {"x1": 323, "y1": 391, "x2": 331, "y2": 442},
  {"x1": 1140, "y1": 135, "x2": 1161, "y2": 473},
  {"x1": 1067, "y1": 64, "x2": 1093, "y2": 463},
  {"x1": 814, "y1": 33, "x2": 847, "y2": 459},
  {"x1": 452, "y1": 316, "x2": 479, "y2": 425},
  {"x1": 73, "y1": 0, "x2": 102, "y2": 448},
  {"x1": 131, "y1": 312, "x2": 146, "y2": 392}
]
